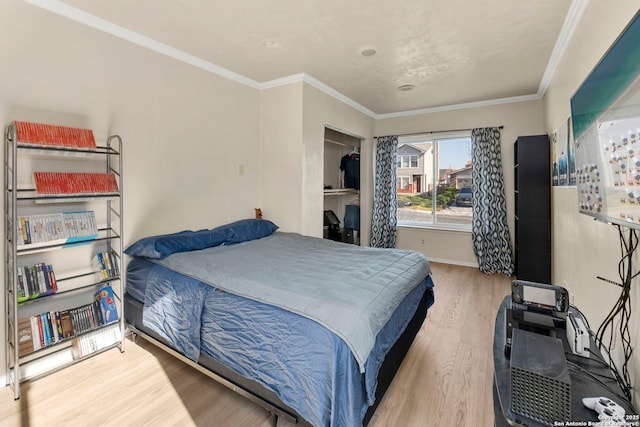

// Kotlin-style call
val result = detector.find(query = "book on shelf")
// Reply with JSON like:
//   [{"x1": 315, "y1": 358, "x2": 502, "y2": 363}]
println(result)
[
  {"x1": 17, "y1": 262, "x2": 57, "y2": 301},
  {"x1": 16, "y1": 317, "x2": 35, "y2": 357},
  {"x1": 14, "y1": 285, "x2": 119, "y2": 357},
  {"x1": 59, "y1": 311, "x2": 74, "y2": 339},
  {"x1": 13, "y1": 121, "x2": 96, "y2": 149},
  {"x1": 95, "y1": 285, "x2": 119, "y2": 324},
  {"x1": 16, "y1": 210, "x2": 98, "y2": 248},
  {"x1": 72, "y1": 323, "x2": 121, "y2": 360},
  {"x1": 92, "y1": 250, "x2": 120, "y2": 280},
  {"x1": 33, "y1": 172, "x2": 119, "y2": 195}
]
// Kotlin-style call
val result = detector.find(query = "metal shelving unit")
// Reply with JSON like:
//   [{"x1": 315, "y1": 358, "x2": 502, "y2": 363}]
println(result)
[{"x1": 4, "y1": 122, "x2": 124, "y2": 400}]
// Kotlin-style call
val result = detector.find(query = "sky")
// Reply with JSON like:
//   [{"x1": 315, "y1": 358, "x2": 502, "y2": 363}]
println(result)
[{"x1": 438, "y1": 137, "x2": 471, "y2": 170}]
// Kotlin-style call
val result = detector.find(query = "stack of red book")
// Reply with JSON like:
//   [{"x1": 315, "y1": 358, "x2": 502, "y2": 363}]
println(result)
[
  {"x1": 14, "y1": 121, "x2": 96, "y2": 149},
  {"x1": 33, "y1": 172, "x2": 119, "y2": 195}
]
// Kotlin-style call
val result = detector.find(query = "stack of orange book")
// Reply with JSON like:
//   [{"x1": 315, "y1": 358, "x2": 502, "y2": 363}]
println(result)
[
  {"x1": 33, "y1": 172, "x2": 119, "y2": 195},
  {"x1": 14, "y1": 121, "x2": 96, "y2": 149}
]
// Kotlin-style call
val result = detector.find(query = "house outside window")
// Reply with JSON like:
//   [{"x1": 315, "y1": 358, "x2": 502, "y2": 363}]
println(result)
[
  {"x1": 397, "y1": 155, "x2": 419, "y2": 168},
  {"x1": 396, "y1": 132, "x2": 473, "y2": 230}
]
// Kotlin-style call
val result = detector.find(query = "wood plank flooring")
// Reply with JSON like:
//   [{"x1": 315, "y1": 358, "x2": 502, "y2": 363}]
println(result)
[{"x1": 0, "y1": 262, "x2": 511, "y2": 427}]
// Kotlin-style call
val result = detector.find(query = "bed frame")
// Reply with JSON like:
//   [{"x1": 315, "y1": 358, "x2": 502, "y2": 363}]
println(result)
[{"x1": 124, "y1": 288, "x2": 431, "y2": 426}]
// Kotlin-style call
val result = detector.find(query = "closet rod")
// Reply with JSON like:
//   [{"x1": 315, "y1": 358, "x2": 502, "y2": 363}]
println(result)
[
  {"x1": 325, "y1": 138, "x2": 357, "y2": 148},
  {"x1": 374, "y1": 125, "x2": 503, "y2": 139}
]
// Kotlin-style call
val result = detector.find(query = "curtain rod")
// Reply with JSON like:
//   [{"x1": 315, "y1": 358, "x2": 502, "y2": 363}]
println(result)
[{"x1": 374, "y1": 125, "x2": 503, "y2": 139}]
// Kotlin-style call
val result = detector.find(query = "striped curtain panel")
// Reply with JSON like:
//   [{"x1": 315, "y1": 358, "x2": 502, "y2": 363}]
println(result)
[
  {"x1": 471, "y1": 127, "x2": 514, "y2": 275},
  {"x1": 370, "y1": 135, "x2": 398, "y2": 248}
]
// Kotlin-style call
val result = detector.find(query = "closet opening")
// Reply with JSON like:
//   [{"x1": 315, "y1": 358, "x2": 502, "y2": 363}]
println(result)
[{"x1": 323, "y1": 127, "x2": 362, "y2": 245}]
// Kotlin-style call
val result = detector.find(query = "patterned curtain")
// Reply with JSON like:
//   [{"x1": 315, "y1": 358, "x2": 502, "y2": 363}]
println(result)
[
  {"x1": 471, "y1": 128, "x2": 514, "y2": 275},
  {"x1": 370, "y1": 135, "x2": 398, "y2": 248}
]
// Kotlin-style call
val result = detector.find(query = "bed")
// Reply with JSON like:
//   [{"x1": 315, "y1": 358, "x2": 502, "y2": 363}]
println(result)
[{"x1": 123, "y1": 219, "x2": 434, "y2": 426}]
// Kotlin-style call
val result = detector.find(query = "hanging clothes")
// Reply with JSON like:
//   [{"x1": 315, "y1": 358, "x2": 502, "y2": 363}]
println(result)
[
  {"x1": 340, "y1": 152, "x2": 360, "y2": 189},
  {"x1": 344, "y1": 204, "x2": 360, "y2": 231}
]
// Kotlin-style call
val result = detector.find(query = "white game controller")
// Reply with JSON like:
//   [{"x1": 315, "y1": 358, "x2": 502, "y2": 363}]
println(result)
[{"x1": 583, "y1": 397, "x2": 627, "y2": 426}]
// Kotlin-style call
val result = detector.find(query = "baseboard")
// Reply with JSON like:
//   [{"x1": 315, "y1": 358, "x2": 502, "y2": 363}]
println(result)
[{"x1": 427, "y1": 257, "x2": 479, "y2": 269}]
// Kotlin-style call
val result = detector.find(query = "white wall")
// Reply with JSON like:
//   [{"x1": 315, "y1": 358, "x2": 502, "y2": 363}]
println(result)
[
  {"x1": 375, "y1": 100, "x2": 545, "y2": 265},
  {"x1": 259, "y1": 83, "x2": 374, "y2": 240},
  {"x1": 0, "y1": 0, "x2": 261, "y2": 382},
  {"x1": 302, "y1": 84, "x2": 375, "y2": 243},
  {"x1": 259, "y1": 83, "x2": 305, "y2": 233},
  {"x1": 543, "y1": 2, "x2": 640, "y2": 409}
]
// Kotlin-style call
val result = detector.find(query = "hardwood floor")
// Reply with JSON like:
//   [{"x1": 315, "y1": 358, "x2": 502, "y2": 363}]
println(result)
[{"x1": 0, "y1": 262, "x2": 511, "y2": 427}]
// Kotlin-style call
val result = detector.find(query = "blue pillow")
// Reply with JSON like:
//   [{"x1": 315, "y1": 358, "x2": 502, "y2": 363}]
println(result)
[
  {"x1": 154, "y1": 228, "x2": 228, "y2": 258},
  {"x1": 218, "y1": 218, "x2": 279, "y2": 244},
  {"x1": 124, "y1": 219, "x2": 278, "y2": 259}
]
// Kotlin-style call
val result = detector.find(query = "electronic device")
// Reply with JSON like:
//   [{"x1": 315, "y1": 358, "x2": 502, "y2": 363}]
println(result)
[
  {"x1": 583, "y1": 397, "x2": 628, "y2": 426},
  {"x1": 510, "y1": 329, "x2": 572, "y2": 425},
  {"x1": 505, "y1": 281, "x2": 569, "y2": 356},
  {"x1": 323, "y1": 210, "x2": 341, "y2": 240},
  {"x1": 323, "y1": 210, "x2": 340, "y2": 228},
  {"x1": 566, "y1": 312, "x2": 590, "y2": 358},
  {"x1": 511, "y1": 280, "x2": 569, "y2": 314}
]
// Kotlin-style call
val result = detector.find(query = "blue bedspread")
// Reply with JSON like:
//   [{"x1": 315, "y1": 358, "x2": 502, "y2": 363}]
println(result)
[
  {"x1": 152, "y1": 232, "x2": 430, "y2": 372},
  {"x1": 130, "y1": 234, "x2": 434, "y2": 426}
]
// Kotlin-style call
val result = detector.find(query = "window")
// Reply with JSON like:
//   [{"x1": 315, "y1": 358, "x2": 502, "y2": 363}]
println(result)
[
  {"x1": 397, "y1": 176, "x2": 410, "y2": 190},
  {"x1": 397, "y1": 155, "x2": 418, "y2": 168},
  {"x1": 396, "y1": 132, "x2": 473, "y2": 230}
]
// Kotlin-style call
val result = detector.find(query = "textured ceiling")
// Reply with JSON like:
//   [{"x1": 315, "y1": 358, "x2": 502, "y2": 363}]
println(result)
[{"x1": 57, "y1": 0, "x2": 573, "y2": 115}]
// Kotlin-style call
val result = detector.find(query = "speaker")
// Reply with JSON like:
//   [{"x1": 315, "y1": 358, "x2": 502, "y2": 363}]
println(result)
[{"x1": 510, "y1": 328, "x2": 571, "y2": 425}]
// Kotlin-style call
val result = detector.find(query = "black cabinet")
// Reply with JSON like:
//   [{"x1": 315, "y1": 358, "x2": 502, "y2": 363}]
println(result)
[{"x1": 514, "y1": 135, "x2": 550, "y2": 283}]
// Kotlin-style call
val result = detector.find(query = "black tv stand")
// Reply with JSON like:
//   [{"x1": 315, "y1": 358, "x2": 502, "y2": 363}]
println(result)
[{"x1": 493, "y1": 296, "x2": 635, "y2": 426}]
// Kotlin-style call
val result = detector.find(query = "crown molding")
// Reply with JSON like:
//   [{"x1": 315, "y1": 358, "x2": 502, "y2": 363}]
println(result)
[
  {"x1": 376, "y1": 94, "x2": 542, "y2": 120},
  {"x1": 259, "y1": 73, "x2": 306, "y2": 89},
  {"x1": 259, "y1": 73, "x2": 378, "y2": 118},
  {"x1": 537, "y1": 0, "x2": 591, "y2": 97},
  {"x1": 24, "y1": 0, "x2": 585, "y2": 120},
  {"x1": 301, "y1": 74, "x2": 379, "y2": 118},
  {"x1": 23, "y1": 0, "x2": 261, "y2": 89}
]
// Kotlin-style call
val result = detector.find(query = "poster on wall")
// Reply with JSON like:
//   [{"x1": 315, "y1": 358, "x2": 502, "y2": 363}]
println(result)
[
  {"x1": 570, "y1": 9, "x2": 640, "y2": 227},
  {"x1": 568, "y1": 116, "x2": 576, "y2": 186},
  {"x1": 552, "y1": 117, "x2": 574, "y2": 186}
]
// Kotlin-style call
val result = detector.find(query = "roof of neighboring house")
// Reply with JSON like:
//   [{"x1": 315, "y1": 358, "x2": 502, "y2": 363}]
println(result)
[
  {"x1": 449, "y1": 165, "x2": 472, "y2": 176},
  {"x1": 397, "y1": 143, "x2": 427, "y2": 154},
  {"x1": 410, "y1": 142, "x2": 433, "y2": 152},
  {"x1": 439, "y1": 168, "x2": 453, "y2": 181}
]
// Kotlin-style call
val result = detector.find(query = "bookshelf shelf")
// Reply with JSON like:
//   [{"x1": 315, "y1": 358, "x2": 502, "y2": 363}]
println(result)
[
  {"x1": 4, "y1": 121, "x2": 125, "y2": 400},
  {"x1": 16, "y1": 142, "x2": 119, "y2": 156},
  {"x1": 15, "y1": 227, "x2": 120, "y2": 255},
  {"x1": 14, "y1": 189, "x2": 121, "y2": 202},
  {"x1": 16, "y1": 275, "x2": 120, "y2": 307},
  {"x1": 14, "y1": 329, "x2": 120, "y2": 376}
]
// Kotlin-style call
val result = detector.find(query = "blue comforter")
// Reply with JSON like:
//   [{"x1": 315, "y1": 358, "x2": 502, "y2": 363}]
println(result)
[
  {"x1": 152, "y1": 232, "x2": 430, "y2": 372},
  {"x1": 132, "y1": 233, "x2": 434, "y2": 426}
]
